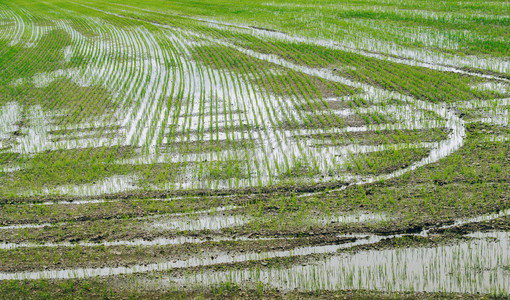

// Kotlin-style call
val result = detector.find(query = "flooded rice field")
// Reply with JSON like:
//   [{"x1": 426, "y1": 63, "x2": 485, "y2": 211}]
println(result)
[{"x1": 0, "y1": 0, "x2": 509, "y2": 298}]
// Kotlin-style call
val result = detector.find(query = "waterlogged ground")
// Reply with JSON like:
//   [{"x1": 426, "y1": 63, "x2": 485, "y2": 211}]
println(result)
[{"x1": 0, "y1": 0, "x2": 509, "y2": 298}]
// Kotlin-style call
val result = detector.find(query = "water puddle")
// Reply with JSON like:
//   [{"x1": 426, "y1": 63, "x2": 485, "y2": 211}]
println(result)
[
  {"x1": 0, "y1": 223, "x2": 52, "y2": 230},
  {"x1": 173, "y1": 231, "x2": 510, "y2": 294},
  {"x1": 317, "y1": 212, "x2": 389, "y2": 225},
  {"x1": 20, "y1": 175, "x2": 139, "y2": 198},
  {"x1": 0, "y1": 164, "x2": 23, "y2": 173},
  {"x1": 149, "y1": 212, "x2": 248, "y2": 232},
  {"x1": 36, "y1": 199, "x2": 111, "y2": 206},
  {"x1": 140, "y1": 205, "x2": 237, "y2": 220},
  {"x1": 0, "y1": 235, "x2": 273, "y2": 250},
  {"x1": 427, "y1": 208, "x2": 510, "y2": 234},
  {"x1": 471, "y1": 82, "x2": 510, "y2": 94},
  {"x1": 0, "y1": 205, "x2": 237, "y2": 234},
  {"x1": 34, "y1": 196, "x2": 208, "y2": 206},
  {"x1": 0, "y1": 236, "x2": 371, "y2": 280}
]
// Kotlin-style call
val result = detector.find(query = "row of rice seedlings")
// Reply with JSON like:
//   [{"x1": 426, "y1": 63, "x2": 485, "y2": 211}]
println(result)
[
  {"x1": 232, "y1": 50, "x2": 282, "y2": 186},
  {"x1": 88, "y1": 7, "x2": 334, "y2": 188},
  {"x1": 0, "y1": 14, "x2": 71, "y2": 156},
  {"x1": 188, "y1": 36, "x2": 211, "y2": 188},
  {"x1": 178, "y1": 24, "x2": 283, "y2": 189},
  {"x1": 222, "y1": 48, "x2": 291, "y2": 184},
  {"x1": 0, "y1": 0, "x2": 502, "y2": 197},
  {"x1": 199, "y1": 46, "x2": 226, "y2": 188},
  {"x1": 236, "y1": 34, "x2": 354, "y2": 184},
  {"x1": 169, "y1": 29, "x2": 204, "y2": 190},
  {"x1": 80, "y1": 0, "x2": 458, "y2": 190},
  {"x1": 1, "y1": 10, "x2": 118, "y2": 150},
  {"x1": 307, "y1": 3, "x2": 509, "y2": 65},
  {"x1": 256, "y1": 38, "x2": 496, "y2": 104},
  {"x1": 0, "y1": 9, "x2": 127, "y2": 192},
  {"x1": 74, "y1": 16, "x2": 127, "y2": 129},
  {"x1": 225, "y1": 44, "x2": 283, "y2": 187},
  {"x1": 83, "y1": 9, "x2": 179, "y2": 166},
  {"x1": 138, "y1": 30, "x2": 179, "y2": 178},
  {"x1": 191, "y1": 45, "x2": 238, "y2": 188},
  {"x1": 22, "y1": 22, "x2": 91, "y2": 122},
  {"x1": 103, "y1": 0, "x2": 510, "y2": 75},
  {"x1": 254, "y1": 33, "x2": 486, "y2": 124},
  {"x1": 210, "y1": 42, "x2": 256, "y2": 189},
  {"x1": 270, "y1": 38, "x2": 367, "y2": 176},
  {"x1": 217, "y1": 28, "x2": 356, "y2": 155},
  {"x1": 209, "y1": 31, "x2": 436, "y2": 184},
  {"x1": 150, "y1": 31, "x2": 189, "y2": 190},
  {"x1": 133, "y1": 27, "x2": 169, "y2": 152}
]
